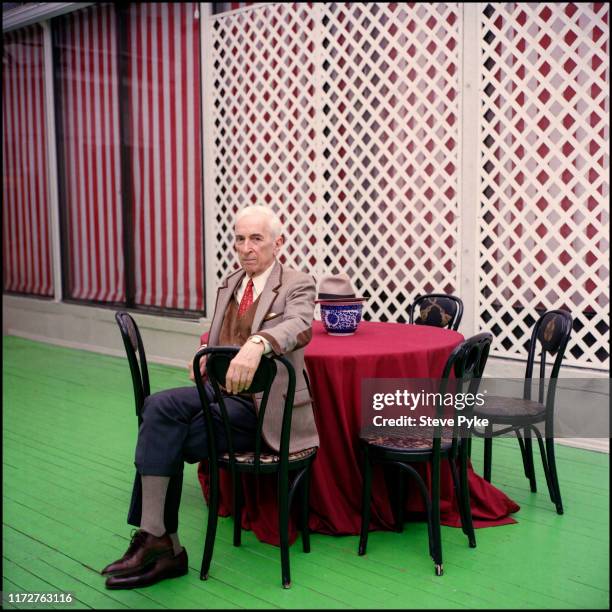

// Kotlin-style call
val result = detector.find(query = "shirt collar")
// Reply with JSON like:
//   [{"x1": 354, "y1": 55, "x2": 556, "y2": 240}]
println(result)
[{"x1": 238, "y1": 260, "x2": 276, "y2": 299}]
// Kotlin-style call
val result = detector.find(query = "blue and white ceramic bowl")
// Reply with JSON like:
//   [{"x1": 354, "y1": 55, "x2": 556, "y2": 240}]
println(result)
[{"x1": 320, "y1": 302, "x2": 363, "y2": 336}]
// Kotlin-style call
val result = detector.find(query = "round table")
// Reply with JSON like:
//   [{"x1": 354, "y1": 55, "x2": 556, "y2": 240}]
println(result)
[
  {"x1": 306, "y1": 319, "x2": 463, "y2": 373},
  {"x1": 198, "y1": 321, "x2": 519, "y2": 545}
]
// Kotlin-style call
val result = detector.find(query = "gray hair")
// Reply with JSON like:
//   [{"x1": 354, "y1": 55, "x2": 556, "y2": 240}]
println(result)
[{"x1": 235, "y1": 205, "x2": 283, "y2": 238}]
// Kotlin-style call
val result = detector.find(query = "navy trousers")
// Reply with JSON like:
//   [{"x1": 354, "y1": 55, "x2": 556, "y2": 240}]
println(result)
[{"x1": 127, "y1": 383, "x2": 257, "y2": 533}]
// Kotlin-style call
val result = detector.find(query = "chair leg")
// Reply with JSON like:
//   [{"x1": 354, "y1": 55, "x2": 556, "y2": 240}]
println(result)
[
  {"x1": 358, "y1": 446, "x2": 372, "y2": 556},
  {"x1": 545, "y1": 438, "x2": 563, "y2": 515},
  {"x1": 278, "y1": 470, "x2": 291, "y2": 588},
  {"x1": 458, "y1": 442, "x2": 476, "y2": 548},
  {"x1": 535, "y1": 433, "x2": 556, "y2": 505},
  {"x1": 200, "y1": 467, "x2": 220, "y2": 580},
  {"x1": 523, "y1": 428, "x2": 537, "y2": 492},
  {"x1": 232, "y1": 474, "x2": 243, "y2": 547},
  {"x1": 431, "y1": 456, "x2": 443, "y2": 576},
  {"x1": 300, "y1": 465, "x2": 312, "y2": 553},
  {"x1": 483, "y1": 433, "x2": 492, "y2": 482},
  {"x1": 448, "y1": 457, "x2": 467, "y2": 537},
  {"x1": 514, "y1": 428, "x2": 529, "y2": 479},
  {"x1": 403, "y1": 465, "x2": 435, "y2": 561}
]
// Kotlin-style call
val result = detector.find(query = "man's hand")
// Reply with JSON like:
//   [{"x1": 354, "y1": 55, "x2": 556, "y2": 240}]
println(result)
[
  {"x1": 225, "y1": 340, "x2": 265, "y2": 394},
  {"x1": 188, "y1": 352, "x2": 207, "y2": 382}
]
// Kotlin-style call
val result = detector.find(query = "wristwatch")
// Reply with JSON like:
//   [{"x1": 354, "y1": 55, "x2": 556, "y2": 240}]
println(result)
[{"x1": 248, "y1": 335, "x2": 265, "y2": 346}]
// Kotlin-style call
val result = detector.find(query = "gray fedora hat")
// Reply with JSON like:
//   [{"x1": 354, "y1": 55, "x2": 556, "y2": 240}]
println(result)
[{"x1": 315, "y1": 273, "x2": 368, "y2": 303}]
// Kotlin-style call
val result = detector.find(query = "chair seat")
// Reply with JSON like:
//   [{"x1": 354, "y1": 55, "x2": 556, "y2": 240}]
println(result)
[
  {"x1": 219, "y1": 446, "x2": 317, "y2": 465},
  {"x1": 475, "y1": 395, "x2": 545, "y2": 423},
  {"x1": 360, "y1": 428, "x2": 453, "y2": 453}
]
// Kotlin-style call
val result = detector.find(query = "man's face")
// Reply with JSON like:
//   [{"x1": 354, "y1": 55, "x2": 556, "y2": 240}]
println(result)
[{"x1": 234, "y1": 213, "x2": 283, "y2": 277}]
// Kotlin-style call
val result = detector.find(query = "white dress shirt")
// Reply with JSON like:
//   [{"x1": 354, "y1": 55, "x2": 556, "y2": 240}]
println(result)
[{"x1": 235, "y1": 260, "x2": 276, "y2": 304}]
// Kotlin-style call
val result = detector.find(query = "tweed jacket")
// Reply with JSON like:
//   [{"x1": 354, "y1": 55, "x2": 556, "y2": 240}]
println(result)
[{"x1": 207, "y1": 260, "x2": 319, "y2": 453}]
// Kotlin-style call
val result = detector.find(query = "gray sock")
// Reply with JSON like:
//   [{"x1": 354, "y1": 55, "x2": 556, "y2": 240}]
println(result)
[
  {"x1": 139, "y1": 475, "x2": 170, "y2": 537},
  {"x1": 169, "y1": 532, "x2": 183, "y2": 556}
]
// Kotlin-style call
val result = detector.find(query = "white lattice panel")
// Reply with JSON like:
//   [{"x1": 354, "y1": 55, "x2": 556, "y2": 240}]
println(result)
[
  {"x1": 319, "y1": 3, "x2": 461, "y2": 321},
  {"x1": 209, "y1": 2, "x2": 461, "y2": 322},
  {"x1": 479, "y1": 3, "x2": 609, "y2": 369},
  {"x1": 209, "y1": 3, "x2": 321, "y2": 283},
  {"x1": 206, "y1": 3, "x2": 609, "y2": 370}
]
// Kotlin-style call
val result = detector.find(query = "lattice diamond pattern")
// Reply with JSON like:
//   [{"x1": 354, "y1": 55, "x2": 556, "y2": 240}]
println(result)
[
  {"x1": 479, "y1": 3, "x2": 609, "y2": 368},
  {"x1": 319, "y1": 2, "x2": 461, "y2": 322},
  {"x1": 211, "y1": 3, "x2": 320, "y2": 282},
  {"x1": 208, "y1": 3, "x2": 608, "y2": 370}
]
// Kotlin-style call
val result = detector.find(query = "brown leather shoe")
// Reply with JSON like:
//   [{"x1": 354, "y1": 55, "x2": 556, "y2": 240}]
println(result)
[
  {"x1": 105, "y1": 548, "x2": 188, "y2": 589},
  {"x1": 101, "y1": 530, "x2": 173, "y2": 577}
]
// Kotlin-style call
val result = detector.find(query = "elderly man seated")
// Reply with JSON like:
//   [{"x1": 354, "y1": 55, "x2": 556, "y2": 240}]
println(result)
[{"x1": 101, "y1": 205, "x2": 318, "y2": 589}]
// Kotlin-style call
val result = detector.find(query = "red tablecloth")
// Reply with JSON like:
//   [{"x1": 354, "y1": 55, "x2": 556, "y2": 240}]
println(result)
[{"x1": 198, "y1": 321, "x2": 519, "y2": 545}]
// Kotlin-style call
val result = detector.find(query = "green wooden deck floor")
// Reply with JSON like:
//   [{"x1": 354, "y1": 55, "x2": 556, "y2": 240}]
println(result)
[{"x1": 2, "y1": 335, "x2": 609, "y2": 609}]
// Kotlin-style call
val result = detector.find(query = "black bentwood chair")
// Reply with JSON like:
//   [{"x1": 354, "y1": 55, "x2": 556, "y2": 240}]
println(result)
[
  {"x1": 193, "y1": 346, "x2": 318, "y2": 589},
  {"x1": 409, "y1": 294, "x2": 464, "y2": 331},
  {"x1": 116, "y1": 310, "x2": 187, "y2": 527},
  {"x1": 358, "y1": 333, "x2": 492, "y2": 576},
  {"x1": 115, "y1": 311, "x2": 150, "y2": 427},
  {"x1": 472, "y1": 309, "x2": 572, "y2": 515}
]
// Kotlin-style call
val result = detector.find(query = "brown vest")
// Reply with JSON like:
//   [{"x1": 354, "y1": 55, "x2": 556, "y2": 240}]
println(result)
[
  {"x1": 218, "y1": 292, "x2": 261, "y2": 346},
  {"x1": 217, "y1": 293, "x2": 264, "y2": 407}
]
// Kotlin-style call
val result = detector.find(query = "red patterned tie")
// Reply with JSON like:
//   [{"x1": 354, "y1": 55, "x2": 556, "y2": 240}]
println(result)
[{"x1": 237, "y1": 279, "x2": 254, "y2": 318}]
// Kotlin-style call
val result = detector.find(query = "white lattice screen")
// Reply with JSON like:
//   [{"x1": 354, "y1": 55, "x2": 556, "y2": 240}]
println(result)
[
  {"x1": 479, "y1": 3, "x2": 609, "y2": 369},
  {"x1": 206, "y1": 2, "x2": 609, "y2": 370},
  {"x1": 209, "y1": 2, "x2": 461, "y2": 322},
  {"x1": 318, "y1": 3, "x2": 461, "y2": 322},
  {"x1": 209, "y1": 3, "x2": 320, "y2": 282}
]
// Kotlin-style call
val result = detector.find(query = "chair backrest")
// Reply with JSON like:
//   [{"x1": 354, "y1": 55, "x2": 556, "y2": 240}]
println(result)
[
  {"x1": 441, "y1": 332, "x2": 492, "y2": 384},
  {"x1": 193, "y1": 346, "x2": 296, "y2": 474},
  {"x1": 115, "y1": 311, "x2": 150, "y2": 424},
  {"x1": 524, "y1": 309, "x2": 573, "y2": 404},
  {"x1": 409, "y1": 293, "x2": 464, "y2": 331},
  {"x1": 439, "y1": 332, "x2": 493, "y2": 446}
]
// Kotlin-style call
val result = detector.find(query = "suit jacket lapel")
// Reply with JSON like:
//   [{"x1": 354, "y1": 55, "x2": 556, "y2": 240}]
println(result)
[
  {"x1": 209, "y1": 270, "x2": 245, "y2": 344},
  {"x1": 252, "y1": 260, "x2": 282, "y2": 332}
]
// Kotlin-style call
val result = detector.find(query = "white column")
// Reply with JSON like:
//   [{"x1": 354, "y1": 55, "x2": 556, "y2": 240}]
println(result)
[
  {"x1": 310, "y1": 2, "x2": 326, "y2": 283},
  {"x1": 459, "y1": 3, "x2": 481, "y2": 336},
  {"x1": 42, "y1": 20, "x2": 63, "y2": 302},
  {"x1": 200, "y1": 2, "x2": 216, "y2": 317}
]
